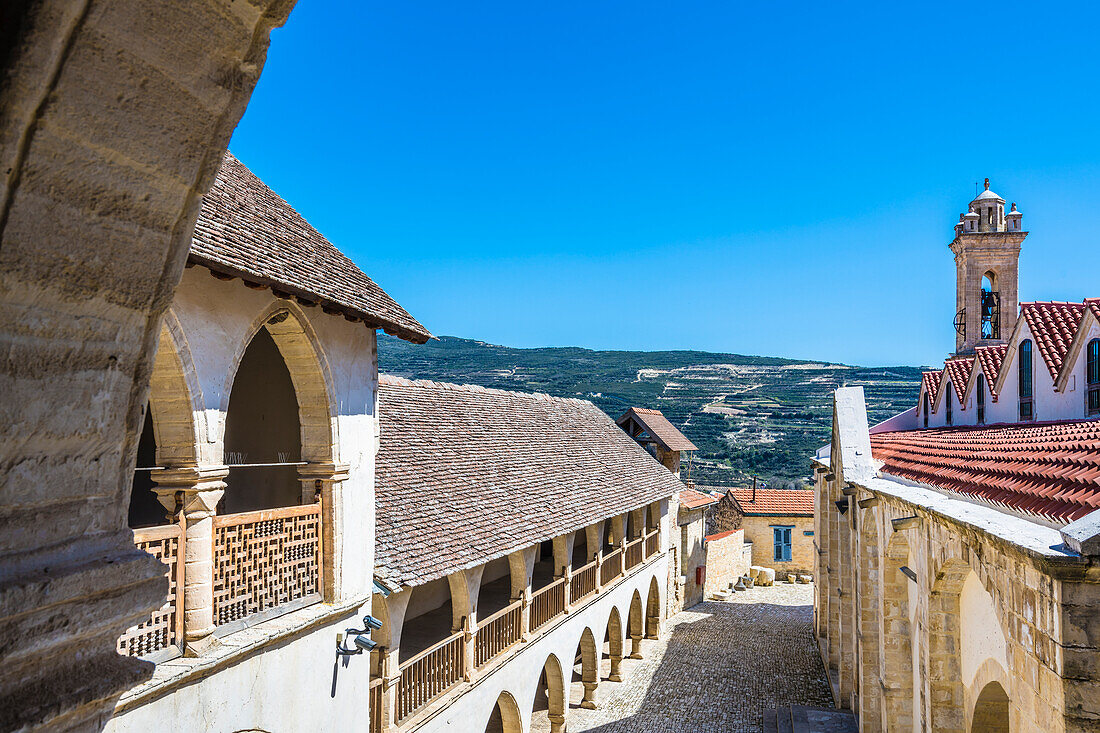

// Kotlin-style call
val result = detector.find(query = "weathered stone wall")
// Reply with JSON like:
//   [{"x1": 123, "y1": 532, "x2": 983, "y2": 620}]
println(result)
[
  {"x1": 703, "y1": 529, "x2": 750, "y2": 596},
  {"x1": 740, "y1": 515, "x2": 815, "y2": 577},
  {"x1": 0, "y1": 2, "x2": 294, "y2": 729}
]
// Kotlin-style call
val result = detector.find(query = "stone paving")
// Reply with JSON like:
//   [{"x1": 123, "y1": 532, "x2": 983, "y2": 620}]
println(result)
[{"x1": 554, "y1": 583, "x2": 832, "y2": 732}]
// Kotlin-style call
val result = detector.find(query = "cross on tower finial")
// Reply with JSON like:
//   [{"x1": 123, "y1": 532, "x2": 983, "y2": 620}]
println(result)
[{"x1": 984, "y1": 178, "x2": 990, "y2": 190}]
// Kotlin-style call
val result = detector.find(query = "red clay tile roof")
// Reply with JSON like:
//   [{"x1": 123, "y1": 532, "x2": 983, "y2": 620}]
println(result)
[
  {"x1": 974, "y1": 344, "x2": 1008, "y2": 401},
  {"x1": 374, "y1": 376, "x2": 685, "y2": 587},
  {"x1": 1087, "y1": 298, "x2": 1100, "y2": 322},
  {"x1": 680, "y1": 488, "x2": 719, "y2": 510},
  {"x1": 1020, "y1": 301, "x2": 1086, "y2": 381},
  {"x1": 705, "y1": 529, "x2": 739, "y2": 542},
  {"x1": 727, "y1": 488, "x2": 814, "y2": 516},
  {"x1": 942, "y1": 357, "x2": 975, "y2": 403},
  {"x1": 871, "y1": 419, "x2": 1100, "y2": 523},
  {"x1": 617, "y1": 407, "x2": 699, "y2": 452},
  {"x1": 919, "y1": 371, "x2": 943, "y2": 407},
  {"x1": 191, "y1": 153, "x2": 431, "y2": 343}
]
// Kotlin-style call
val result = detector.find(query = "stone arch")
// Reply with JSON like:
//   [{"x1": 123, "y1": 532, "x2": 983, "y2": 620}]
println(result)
[
  {"x1": 530, "y1": 653, "x2": 566, "y2": 733},
  {"x1": 857, "y1": 504, "x2": 883, "y2": 730},
  {"x1": 571, "y1": 627, "x2": 600, "y2": 710},
  {"x1": 627, "y1": 590, "x2": 645, "y2": 659},
  {"x1": 604, "y1": 605, "x2": 624, "y2": 682},
  {"x1": 222, "y1": 302, "x2": 337, "y2": 465},
  {"x1": 645, "y1": 574, "x2": 662, "y2": 639},
  {"x1": 970, "y1": 680, "x2": 1009, "y2": 733},
  {"x1": 881, "y1": 531, "x2": 914, "y2": 731},
  {"x1": 929, "y1": 558, "x2": 972, "y2": 733},
  {"x1": 484, "y1": 689, "x2": 523, "y2": 733},
  {"x1": 147, "y1": 311, "x2": 201, "y2": 467}
]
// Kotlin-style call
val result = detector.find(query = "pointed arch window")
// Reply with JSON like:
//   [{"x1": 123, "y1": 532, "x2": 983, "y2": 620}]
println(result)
[
  {"x1": 1019, "y1": 339, "x2": 1034, "y2": 421},
  {"x1": 946, "y1": 387, "x2": 953, "y2": 426},
  {"x1": 1087, "y1": 338, "x2": 1100, "y2": 416},
  {"x1": 977, "y1": 374, "x2": 986, "y2": 425},
  {"x1": 923, "y1": 391, "x2": 930, "y2": 428}
]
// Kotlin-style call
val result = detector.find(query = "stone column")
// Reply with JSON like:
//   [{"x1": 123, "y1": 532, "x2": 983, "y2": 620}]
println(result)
[
  {"x1": 580, "y1": 681, "x2": 599, "y2": 710},
  {"x1": 548, "y1": 712, "x2": 567, "y2": 733},
  {"x1": 629, "y1": 632, "x2": 643, "y2": 660},
  {"x1": 587, "y1": 523, "x2": 605, "y2": 593},
  {"x1": 297, "y1": 462, "x2": 350, "y2": 603},
  {"x1": 154, "y1": 465, "x2": 228, "y2": 657},
  {"x1": 508, "y1": 547, "x2": 535, "y2": 640},
  {"x1": 371, "y1": 589, "x2": 410, "y2": 733},
  {"x1": 447, "y1": 567, "x2": 483, "y2": 681},
  {"x1": 609, "y1": 649, "x2": 624, "y2": 682},
  {"x1": 553, "y1": 533, "x2": 575, "y2": 613}
]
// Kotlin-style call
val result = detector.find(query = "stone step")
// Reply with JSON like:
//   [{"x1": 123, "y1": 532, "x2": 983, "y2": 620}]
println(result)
[
  {"x1": 764, "y1": 705, "x2": 857, "y2": 733},
  {"x1": 762, "y1": 709, "x2": 779, "y2": 733}
]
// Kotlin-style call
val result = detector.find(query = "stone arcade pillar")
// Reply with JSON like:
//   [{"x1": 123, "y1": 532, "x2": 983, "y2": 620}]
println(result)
[
  {"x1": 154, "y1": 465, "x2": 228, "y2": 656},
  {"x1": 508, "y1": 547, "x2": 536, "y2": 640},
  {"x1": 553, "y1": 533, "x2": 576, "y2": 613},
  {"x1": 298, "y1": 462, "x2": 350, "y2": 602},
  {"x1": 448, "y1": 567, "x2": 484, "y2": 681},
  {"x1": 371, "y1": 590, "x2": 411, "y2": 733},
  {"x1": 586, "y1": 523, "x2": 605, "y2": 593}
]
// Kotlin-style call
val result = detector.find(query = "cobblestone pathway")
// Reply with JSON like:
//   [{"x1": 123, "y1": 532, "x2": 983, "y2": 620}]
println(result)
[{"x1": 563, "y1": 584, "x2": 832, "y2": 732}]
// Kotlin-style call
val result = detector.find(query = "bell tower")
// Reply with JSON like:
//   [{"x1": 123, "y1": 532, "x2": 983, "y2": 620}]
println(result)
[{"x1": 949, "y1": 178, "x2": 1027, "y2": 355}]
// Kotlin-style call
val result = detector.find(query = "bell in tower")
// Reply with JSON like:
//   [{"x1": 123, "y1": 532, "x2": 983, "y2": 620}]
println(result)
[{"x1": 949, "y1": 179, "x2": 1027, "y2": 355}]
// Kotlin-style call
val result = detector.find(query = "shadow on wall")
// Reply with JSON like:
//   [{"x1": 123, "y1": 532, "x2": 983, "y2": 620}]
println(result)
[{"x1": 557, "y1": 598, "x2": 832, "y2": 732}]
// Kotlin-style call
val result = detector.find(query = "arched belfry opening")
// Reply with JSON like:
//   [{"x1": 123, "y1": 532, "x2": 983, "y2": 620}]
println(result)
[
  {"x1": 981, "y1": 271, "x2": 999, "y2": 340},
  {"x1": 223, "y1": 325, "x2": 303, "y2": 513}
]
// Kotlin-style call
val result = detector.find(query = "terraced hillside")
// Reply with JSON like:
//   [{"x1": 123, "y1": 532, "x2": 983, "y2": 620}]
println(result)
[{"x1": 379, "y1": 335, "x2": 923, "y2": 489}]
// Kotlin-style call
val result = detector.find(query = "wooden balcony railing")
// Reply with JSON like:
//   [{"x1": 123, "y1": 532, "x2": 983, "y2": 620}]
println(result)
[
  {"x1": 117, "y1": 520, "x2": 185, "y2": 658},
  {"x1": 625, "y1": 537, "x2": 644, "y2": 571},
  {"x1": 475, "y1": 600, "x2": 523, "y2": 667},
  {"x1": 645, "y1": 529, "x2": 659, "y2": 558},
  {"x1": 397, "y1": 630, "x2": 465, "y2": 722},
  {"x1": 570, "y1": 560, "x2": 597, "y2": 604},
  {"x1": 212, "y1": 503, "x2": 322, "y2": 627},
  {"x1": 369, "y1": 677, "x2": 383, "y2": 733},
  {"x1": 529, "y1": 577, "x2": 566, "y2": 632},
  {"x1": 600, "y1": 548, "x2": 623, "y2": 585}
]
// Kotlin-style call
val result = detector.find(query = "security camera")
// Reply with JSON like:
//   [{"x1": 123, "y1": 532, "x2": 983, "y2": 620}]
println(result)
[
  {"x1": 353, "y1": 634, "x2": 377, "y2": 652},
  {"x1": 363, "y1": 615, "x2": 383, "y2": 631}
]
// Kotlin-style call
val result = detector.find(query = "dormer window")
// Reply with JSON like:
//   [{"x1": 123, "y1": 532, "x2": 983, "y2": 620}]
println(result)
[
  {"x1": 946, "y1": 388, "x2": 953, "y2": 425},
  {"x1": 977, "y1": 374, "x2": 986, "y2": 425},
  {"x1": 1019, "y1": 339, "x2": 1034, "y2": 421},
  {"x1": 1088, "y1": 338, "x2": 1100, "y2": 416}
]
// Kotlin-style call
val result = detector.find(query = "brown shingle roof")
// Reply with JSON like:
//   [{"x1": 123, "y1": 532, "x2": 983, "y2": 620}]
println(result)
[
  {"x1": 616, "y1": 407, "x2": 698, "y2": 452},
  {"x1": 190, "y1": 153, "x2": 431, "y2": 343},
  {"x1": 374, "y1": 376, "x2": 685, "y2": 588},
  {"x1": 871, "y1": 419, "x2": 1100, "y2": 523}
]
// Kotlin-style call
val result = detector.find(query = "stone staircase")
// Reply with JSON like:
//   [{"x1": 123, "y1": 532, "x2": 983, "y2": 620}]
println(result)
[{"x1": 762, "y1": 705, "x2": 857, "y2": 733}]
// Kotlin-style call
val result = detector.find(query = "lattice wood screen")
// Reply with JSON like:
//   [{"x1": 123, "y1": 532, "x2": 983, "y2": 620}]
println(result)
[
  {"x1": 212, "y1": 503, "x2": 321, "y2": 626},
  {"x1": 117, "y1": 522, "x2": 183, "y2": 657}
]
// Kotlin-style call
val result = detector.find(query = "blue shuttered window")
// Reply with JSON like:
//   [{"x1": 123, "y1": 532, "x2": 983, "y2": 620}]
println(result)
[{"x1": 773, "y1": 526, "x2": 793, "y2": 562}]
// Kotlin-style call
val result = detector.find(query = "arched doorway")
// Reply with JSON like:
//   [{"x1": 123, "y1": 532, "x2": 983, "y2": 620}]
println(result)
[
  {"x1": 571, "y1": 627, "x2": 599, "y2": 710},
  {"x1": 970, "y1": 681, "x2": 1009, "y2": 733},
  {"x1": 223, "y1": 325, "x2": 303, "y2": 513},
  {"x1": 484, "y1": 690, "x2": 523, "y2": 733},
  {"x1": 530, "y1": 654, "x2": 566, "y2": 733}
]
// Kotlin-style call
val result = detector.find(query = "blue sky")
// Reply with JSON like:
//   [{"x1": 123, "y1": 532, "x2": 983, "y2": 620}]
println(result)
[{"x1": 230, "y1": 2, "x2": 1100, "y2": 367}]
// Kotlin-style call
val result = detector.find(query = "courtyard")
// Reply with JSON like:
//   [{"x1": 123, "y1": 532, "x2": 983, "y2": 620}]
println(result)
[{"x1": 560, "y1": 583, "x2": 831, "y2": 733}]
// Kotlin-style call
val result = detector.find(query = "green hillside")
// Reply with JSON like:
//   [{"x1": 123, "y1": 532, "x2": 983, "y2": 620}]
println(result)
[{"x1": 378, "y1": 335, "x2": 922, "y2": 489}]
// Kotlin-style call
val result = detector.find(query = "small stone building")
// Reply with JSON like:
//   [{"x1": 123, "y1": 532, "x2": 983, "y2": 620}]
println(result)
[{"x1": 718, "y1": 487, "x2": 815, "y2": 578}]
